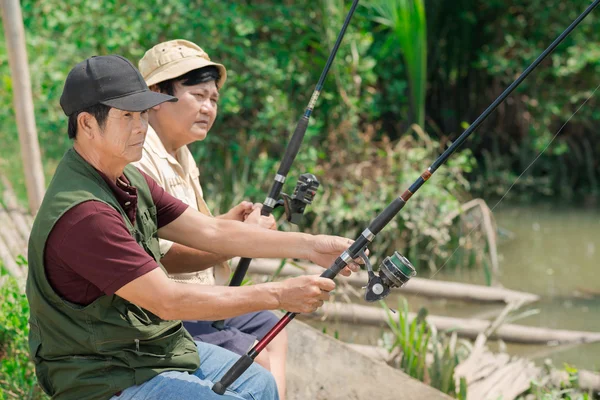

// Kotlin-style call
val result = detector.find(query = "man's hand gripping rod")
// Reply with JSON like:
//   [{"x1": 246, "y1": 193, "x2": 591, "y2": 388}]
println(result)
[{"x1": 212, "y1": 0, "x2": 600, "y2": 393}]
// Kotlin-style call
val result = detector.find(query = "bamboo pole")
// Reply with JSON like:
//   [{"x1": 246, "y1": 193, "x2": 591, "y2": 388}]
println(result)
[
  {"x1": 1, "y1": 176, "x2": 33, "y2": 244},
  {"x1": 1, "y1": 0, "x2": 45, "y2": 213},
  {"x1": 243, "y1": 258, "x2": 540, "y2": 304},
  {"x1": 0, "y1": 234, "x2": 25, "y2": 289}
]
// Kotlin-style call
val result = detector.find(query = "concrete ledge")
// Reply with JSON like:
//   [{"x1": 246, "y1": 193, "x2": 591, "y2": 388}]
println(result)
[{"x1": 284, "y1": 317, "x2": 452, "y2": 400}]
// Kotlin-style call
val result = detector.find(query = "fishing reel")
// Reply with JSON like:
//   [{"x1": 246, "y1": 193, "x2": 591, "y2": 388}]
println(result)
[
  {"x1": 358, "y1": 250, "x2": 417, "y2": 302},
  {"x1": 275, "y1": 173, "x2": 320, "y2": 225}
]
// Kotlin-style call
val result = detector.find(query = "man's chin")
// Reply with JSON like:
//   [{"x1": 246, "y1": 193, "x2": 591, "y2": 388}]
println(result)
[
  {"x1": 128, "y1": 148, "x2": 144, "y2": 163},
  {"x1": 191, "y1": 128, "x2": 208, "y2": 142}
]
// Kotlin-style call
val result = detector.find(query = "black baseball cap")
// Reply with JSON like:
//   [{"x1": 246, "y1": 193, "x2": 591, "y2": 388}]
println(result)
[{"x1": 60, "y1": 55, "x2": 177, "y2": 116}]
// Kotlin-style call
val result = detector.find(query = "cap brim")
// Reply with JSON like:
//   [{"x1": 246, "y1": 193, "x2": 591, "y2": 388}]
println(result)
[
  {"x1": 100, "y1": 89, "x2": 177, "y2": 112},
  {"x1": 144, "y1": 57, "x2": 227, "y2": 89}
]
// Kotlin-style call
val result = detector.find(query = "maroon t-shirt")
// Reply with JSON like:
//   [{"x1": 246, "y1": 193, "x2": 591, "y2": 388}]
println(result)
[{"x1": 44, "y1": 168, "x2": 188, "y2": 305}]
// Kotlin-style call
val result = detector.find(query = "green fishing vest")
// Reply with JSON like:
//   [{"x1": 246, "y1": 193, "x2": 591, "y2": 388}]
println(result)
[{"x1": 26, "y1": 149, "x2": 200, "y2": 400}]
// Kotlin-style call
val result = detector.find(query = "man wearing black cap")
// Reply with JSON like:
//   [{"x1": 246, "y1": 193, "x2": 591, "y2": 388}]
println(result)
[{"x1": 26, "y1": 55, "x2": 357, "y2": 400}]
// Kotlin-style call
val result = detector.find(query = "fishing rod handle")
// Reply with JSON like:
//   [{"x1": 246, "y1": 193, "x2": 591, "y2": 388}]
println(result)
[
  {"x1": 213, "y1": 312, "x2": 297, "y2": 394},
  {"x1": 211, "y1": 354, "x2": 255, "y2": 395},
  {"x1": 228, "y1": 257, "x2": 252, "y2": 288},
  {"x1": 277, "y1": 116, "x2": 309, "y2": 176}
]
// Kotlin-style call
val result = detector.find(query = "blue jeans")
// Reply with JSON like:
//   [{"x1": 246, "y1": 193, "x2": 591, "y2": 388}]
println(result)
[{"x1": 110, "y1": 341, "x2": 279, "y2": 400}]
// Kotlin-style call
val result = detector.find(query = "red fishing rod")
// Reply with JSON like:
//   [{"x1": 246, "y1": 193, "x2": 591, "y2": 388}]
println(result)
[
  {"x1": 213, "y1": 0, "x2": 600, "y2": 394},
  {"x1": 213, "y1": 0, "x2": 360, "y2": 330}
]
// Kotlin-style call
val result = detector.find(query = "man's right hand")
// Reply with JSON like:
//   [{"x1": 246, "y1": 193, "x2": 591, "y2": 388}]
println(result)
[
  {"x1": 275, "y1": 275, "x2": 335, "y2": 313},
  {"x1": 218, "y1": 201, "x2": 254, "y2": 222}
]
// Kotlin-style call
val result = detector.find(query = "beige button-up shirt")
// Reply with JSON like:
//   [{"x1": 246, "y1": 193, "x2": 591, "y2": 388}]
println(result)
[{"x1": 133, "y1": 126, "x2": 230, "y2": 285}]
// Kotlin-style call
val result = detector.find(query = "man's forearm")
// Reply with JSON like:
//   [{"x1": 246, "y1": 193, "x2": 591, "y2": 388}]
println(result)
[
  {"x1": 158, "y1": 208, "x2": 314, "y2": 261},
  {"x1": 161, "y1": 243, "x2": 231, "y2": 274},
  {"x1": 161, "y1": 280, "x2": 281, "y2": 321}
]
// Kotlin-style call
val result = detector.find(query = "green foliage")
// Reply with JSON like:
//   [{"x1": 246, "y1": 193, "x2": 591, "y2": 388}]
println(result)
[
  {"x1": 462, "y1": 0, "x2": 600, "y2": 202},
  {"x1": 305, "y1": 125, "x2": 476, "y2": 271},
  {"x1": 382, "y1": 298, "x2": 430, "y2": 381},
  {"x1": 0, "y1": 0, "x2": 381, "y2": 205},
  {"x1": 428, "y1": 330, "x2": 460, "y2": 394},
  {"x1": 381, "y1": 298, "x2": 471, "y2": 398},
  {"x1": 0, "y1": 272, "x2": 48, "y2": 400},
  {"x1": 517, "y1": 361, "x2": 597, "y2": 400},
  {"x1": 368, "y1": 0, "x2": 427, "y2": 127},
  {"x1": 2, "y1": 0, "x2": 600, "y2": 213},
  {"x1": 4, "y1": 0, "x2": 595, "y2": 282}
]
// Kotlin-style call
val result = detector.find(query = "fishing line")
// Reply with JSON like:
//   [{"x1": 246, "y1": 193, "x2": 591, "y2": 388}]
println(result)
[{"x1": 426, "y1": 81, "x2": 600, "y2": 284}]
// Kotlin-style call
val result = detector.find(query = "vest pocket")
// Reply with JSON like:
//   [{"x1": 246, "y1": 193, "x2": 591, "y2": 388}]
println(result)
[
  {"x1": 29, "y1": 320, "x2": 43, "y2": 363},
  {"x1": 123, "y1": 323, "x2": 186, "y2": 358},
  {"x1": 125, "y1": 303, "x2": 158, "y2": 326},
  {"x1": 28, "y1": 321, "x2": 54, "y2": 395}
]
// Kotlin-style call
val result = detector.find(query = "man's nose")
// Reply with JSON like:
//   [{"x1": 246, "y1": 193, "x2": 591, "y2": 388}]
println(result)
[
  {"x1": 133, "y1": 114, "x2": 148, "y2": 132},
  {"x1": 199, "y1": 99, "x2": 213, "y2": 114}
]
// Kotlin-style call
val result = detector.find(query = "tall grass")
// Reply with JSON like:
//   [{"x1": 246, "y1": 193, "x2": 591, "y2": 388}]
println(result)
[
  {"x1": 382, "y1": 298, "x2": 430, "y2": 381},
  {"x1": 381, "y1": 298, "x2": 469, "y2": 398},
  {"x1": 369, "y1": 0, "x2": 427, "y2": 128}
]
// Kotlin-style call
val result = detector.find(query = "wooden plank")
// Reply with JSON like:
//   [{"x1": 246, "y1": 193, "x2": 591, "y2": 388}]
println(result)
[
  {"x1": 244, "y1": 258, "x2": 540, "y2": 304},
  {"x1": 0, "y1": 234, "x2": 25, "y2": 286},
  {"x1": 0, "y1": 207, "x2": 26, "y2": 258},
  {"x1": 1, "y1": 176, "x2": 33, "y2": 243},
  {"x1": 302, "y1": 302, "x2": 600, "y2": 344}
]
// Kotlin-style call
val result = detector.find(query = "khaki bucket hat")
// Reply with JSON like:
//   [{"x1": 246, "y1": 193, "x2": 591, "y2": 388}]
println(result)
[{"x1": 139, "y1": 39, "x2": 227, "y2": 88}]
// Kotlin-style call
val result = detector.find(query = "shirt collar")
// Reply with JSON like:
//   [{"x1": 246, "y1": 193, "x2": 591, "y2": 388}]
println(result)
[
  {"x1": 145, "y1": 125, "x2": 197, "y2": 177},
  {"x1": 145, "y1": 125, "x2": 175, "y2": 162},
  {"x1": 95, "y1": 169, "x2": 138, "y2": 224}
]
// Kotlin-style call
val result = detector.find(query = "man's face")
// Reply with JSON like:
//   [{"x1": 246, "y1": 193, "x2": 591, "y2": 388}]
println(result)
[
  {"x1": 158, "y1": 80, "x2": 219, "y2": 145},
  {"x1": 96, "y1": 108, "x2": 149, "y2": 164}
]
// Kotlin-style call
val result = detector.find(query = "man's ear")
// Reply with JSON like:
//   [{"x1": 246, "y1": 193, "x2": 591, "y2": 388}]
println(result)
[
  {"x1": 77, "y1": 112, "x2": 97, "y2": 139},
  {"x1": 149, "y1": 85, "x2": 163, "y2": 110}
]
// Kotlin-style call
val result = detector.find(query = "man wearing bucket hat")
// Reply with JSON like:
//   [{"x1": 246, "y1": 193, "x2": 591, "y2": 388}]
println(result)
[
  {"x1": 26, "y1": 54, "x2": 359, "y2": 400},
  {"x1": 135, "y1": 39, "x2": 288, "y2": 399}
]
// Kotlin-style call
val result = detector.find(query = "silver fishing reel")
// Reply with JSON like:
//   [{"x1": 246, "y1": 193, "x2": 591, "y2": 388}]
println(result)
[
  {"x1": 361, "y1": 251, "x2": 416, "y2": 302},
  {"x1": 281, "y1": 173, "x2": 320, "y2": 225},
  {"x1": 274, "y1": 173, "x2": 320, "y2": 225}
]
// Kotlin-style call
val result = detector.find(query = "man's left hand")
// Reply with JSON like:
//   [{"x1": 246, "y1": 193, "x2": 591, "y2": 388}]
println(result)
[{"x1": 308, "y1": 235, "x2": 361, "y2": 276}]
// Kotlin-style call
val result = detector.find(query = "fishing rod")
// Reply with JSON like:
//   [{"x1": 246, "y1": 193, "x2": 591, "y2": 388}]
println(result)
[
  {"x1": 212, "y1": 0, "x2": 600, "y2": 393},
  {"x1": 213, "y1": 0, "x2": 360, "y2": 329}
]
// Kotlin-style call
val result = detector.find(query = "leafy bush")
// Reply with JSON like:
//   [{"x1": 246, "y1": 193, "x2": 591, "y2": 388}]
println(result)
[
  {"x1": 0, "y1": 272, "x2": 48, "y2": 400},
  {"x1": 303, "y1": 125, "x2": 476, "y2": 271}
]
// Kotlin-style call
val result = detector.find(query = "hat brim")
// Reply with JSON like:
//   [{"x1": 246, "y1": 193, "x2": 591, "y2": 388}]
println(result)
[
  {"x1": 100, "y1": 89, "x2": 177, "y2": 112},
  {"x1": 144, "y1": 57, "x2": 227, "y2": 89}
]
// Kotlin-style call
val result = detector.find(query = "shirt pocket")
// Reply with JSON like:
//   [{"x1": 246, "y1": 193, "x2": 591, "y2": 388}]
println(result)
[{"x1": 165, "y1": 176, "x2": 191, "y2": 205}]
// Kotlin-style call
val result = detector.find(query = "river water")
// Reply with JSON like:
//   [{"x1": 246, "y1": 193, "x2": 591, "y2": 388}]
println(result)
[
  {"x1": 487, "y1": 205, "x2": 600, "y2": 370},
  {"x1": 305, "y1": 205, "x2": 600, "y2": 371}
]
